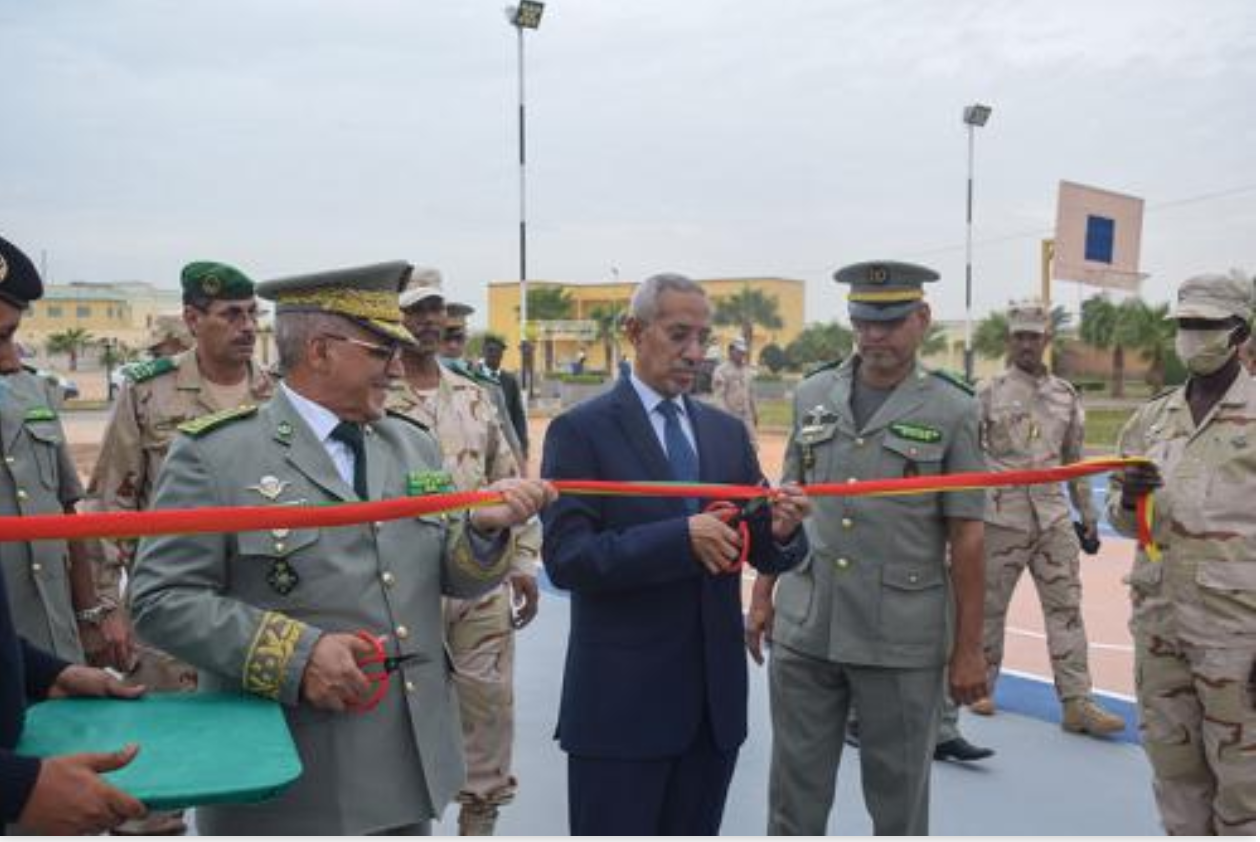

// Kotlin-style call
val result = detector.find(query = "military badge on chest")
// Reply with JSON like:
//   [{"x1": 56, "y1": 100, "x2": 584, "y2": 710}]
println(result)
[
  {"x1": 798, "y1": 404, "x2": 839, "y2": 476},
  {"x1": 249, "y1": 475, "x2": 304, "y2": 595}
]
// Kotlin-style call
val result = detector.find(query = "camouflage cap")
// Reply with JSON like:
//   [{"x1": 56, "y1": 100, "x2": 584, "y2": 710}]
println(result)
[
  {"x1": 147, "y1": 313, "x2": 193, "y2": 350},
  {"x1": 1170, "y1": 273, "x2": 1255, "y2": 321},
  {"x1": 1007, "y1": 299, "x2": 1049, "y2": 334},
  {"x1": 399, "y1": 266, "x2": 444, "y2": 310},
  {"x1": 256, "y1": 261, "x2": 415, "y2": 345},
  {"x1": 181, "y1": 261, "x2": 255, "y2": 302},
  {"x1": 834, "y1": 260, "x2": 939, "y2": 321},
  {"x1": 0, "y1": 235, "x2": 45, "y2": 308},
  {"x1": 445, "y1": 301, "x2": 474, "y2": 330}
]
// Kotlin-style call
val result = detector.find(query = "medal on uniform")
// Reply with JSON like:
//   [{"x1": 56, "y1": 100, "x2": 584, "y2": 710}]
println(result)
[{"x1": 267, "y1": 558, "x2": 299, "y2": 595}]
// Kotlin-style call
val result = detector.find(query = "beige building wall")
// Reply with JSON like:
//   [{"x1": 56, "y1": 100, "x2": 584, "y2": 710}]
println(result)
[
  {"x1": 22, "y1": 281, "x2": 184, "y2": 360},
  {"x1": 487, "y1": 277, "x2": 806, "y2": 372}
]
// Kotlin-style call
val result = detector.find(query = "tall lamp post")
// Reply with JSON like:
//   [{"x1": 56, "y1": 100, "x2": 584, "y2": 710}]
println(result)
[
  {"x1": 962, "y1": 103, "x2": 992, "y2": 382},
  {"x1": 506, "y1": 1, "x2": 545, "y2": 398}
]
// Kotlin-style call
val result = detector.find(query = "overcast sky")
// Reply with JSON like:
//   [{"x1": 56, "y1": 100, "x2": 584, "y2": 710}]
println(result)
[{"x1": 2, "y1": 0, "x2": 1254, "y2": 329}]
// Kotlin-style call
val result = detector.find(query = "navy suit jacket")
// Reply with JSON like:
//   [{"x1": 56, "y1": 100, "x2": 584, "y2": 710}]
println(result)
[{"x1": 541, "y1": 378, "x2": 807, "y2": 758}]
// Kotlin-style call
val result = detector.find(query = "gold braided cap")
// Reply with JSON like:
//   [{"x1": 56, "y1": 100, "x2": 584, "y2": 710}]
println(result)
[
  {"x1": 257, "y1": 261, "x2": 415, "y2": 345},
  {"x1": 848, "y1": 289, "x2": 926, "y2": 304}
]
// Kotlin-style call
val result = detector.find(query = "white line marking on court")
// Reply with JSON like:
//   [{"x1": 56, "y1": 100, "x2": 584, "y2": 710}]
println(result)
[{"x1": 1006, "y1": 625, "x2": 1135, "y2": 653}]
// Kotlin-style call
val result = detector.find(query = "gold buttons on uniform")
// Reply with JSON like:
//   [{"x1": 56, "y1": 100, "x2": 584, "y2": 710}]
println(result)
[
  {"x1": 836, "y1": 558, "x2": 850, "y2": 569},
  {"x1": 273, "y1": 542, "x2": 286, "y2": 554},
  {"x1": 841, "y1": 518, "x2": 853, "y2": 529},
  {"x1": 16, "y1": 489, "x2": 27, "y2": 501},
  {"x1": 847, "y1": 477, "x2": 857, "y2": 484},
  {"x1": 908, "y1": 572, "x2": 920, "y2": 584},
  {"x1": 31, "y1": 563, "x2": 41, "y2": 573},
  {"x1": 395, "y1": 624, "x2": 410, "y2": 640},
  {"x1": 855, "y1": 437, "x2": 865, "y2": 446},
  {"x1": 381, "y1": 571, "x2": 396, "y2": 587},
  {"x1": 4, "y1": 456, "x2": 14, "y2": 464},
  {"x1": 405, "y1": 680, "x2": 416, "y2": 693}
]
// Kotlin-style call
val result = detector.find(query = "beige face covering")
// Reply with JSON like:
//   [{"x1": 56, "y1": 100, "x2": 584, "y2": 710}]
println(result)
[{"x1": 1175, "y1": 328, "x2": 1236, "y2": 375}]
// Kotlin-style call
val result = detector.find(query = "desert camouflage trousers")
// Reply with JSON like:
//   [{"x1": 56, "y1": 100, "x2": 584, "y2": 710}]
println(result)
[
  {"x1": 982, "y1": 522, "x2": 1093, "y2": 701},
  {"x1": 445, "y1": 584, "x2": 518, "y2": 808},
  {"x1": 1134, "y1": 634, "x2": 1255, "y2": 835}
]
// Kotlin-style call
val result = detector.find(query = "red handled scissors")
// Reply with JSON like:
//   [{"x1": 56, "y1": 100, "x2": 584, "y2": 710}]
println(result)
[
  {"x1": 348, "y1": 630, "x2": 422, "y2": 713},
  {"x1": 704, "y1": 496, "x2": 770, "y2": 573}
]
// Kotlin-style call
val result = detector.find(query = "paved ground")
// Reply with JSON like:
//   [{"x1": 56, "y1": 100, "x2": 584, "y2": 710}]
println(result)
[{"x1": 61, "y1": 406, "x2": 1158, "y2": 834}]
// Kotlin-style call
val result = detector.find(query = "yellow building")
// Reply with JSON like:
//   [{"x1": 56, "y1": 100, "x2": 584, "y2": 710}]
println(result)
[
  {"x1": 486, "y1": 277, "x2": 806, "y2": 372},
  {"x1": 22, "y1": 281, "x2": 183, "y2": 356}
]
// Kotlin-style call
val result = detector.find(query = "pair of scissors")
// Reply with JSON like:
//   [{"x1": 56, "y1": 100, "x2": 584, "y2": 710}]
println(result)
[
  {"x1": 348, "y1": 630, "x2": 422, "y2": 713},
  {"x1": 704, "y1": 496, "x2": 770, "y2": 573}
]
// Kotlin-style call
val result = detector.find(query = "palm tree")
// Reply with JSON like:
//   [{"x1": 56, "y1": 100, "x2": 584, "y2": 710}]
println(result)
[
  {"x1": 588, "y1": 304, "x2": 625, "y2": 373},
  {"x1": 522, "y1": 287, "x2": 575, "y2": 374},
  {"x1": 785, "y1": 322, "x2": 852, "y2": 371},
  {"x1": 973, "y1": 312, "x2": 1010, "y2": 360},
  {"x1": 920, "y1": 324, "x2": 949, "y2": 357},
  {"x1": 713, "y1": 287, "x2": 783, "y2": 355},
  {"x1": 1080, "y1": 295, "x2": 1124, "y2": 397},
  {"x1": 1114, "y1": 299, "x2": 1174, "y2": 393},
  {"x1": 46, "y1": 328, "x2": 94, "y2": 371}
]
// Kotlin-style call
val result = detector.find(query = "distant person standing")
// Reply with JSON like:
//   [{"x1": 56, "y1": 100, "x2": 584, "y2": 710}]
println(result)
[
  {"x1": 712, "y1": 338, "x2": 758, "y2": 440},
  {"x1": 482, "y1": 335, "x2": 529, "y2": 464},
  {"x1": 969, "y1": 300, "x2": 1125, "y2": 735},
  {"x1": 1109, "y1": 273, "x2": 1255, "y2": 835}
]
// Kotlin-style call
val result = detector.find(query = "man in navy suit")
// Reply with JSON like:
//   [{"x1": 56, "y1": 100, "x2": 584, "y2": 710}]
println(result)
[{"x1": 541, "y1": 272, "x2": 810, "y2": 835}]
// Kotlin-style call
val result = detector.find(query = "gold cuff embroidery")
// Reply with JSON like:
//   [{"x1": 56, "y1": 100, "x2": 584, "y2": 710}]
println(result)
[{"x1": 243, "y1": 610, "x2": 304, "y2": 700}]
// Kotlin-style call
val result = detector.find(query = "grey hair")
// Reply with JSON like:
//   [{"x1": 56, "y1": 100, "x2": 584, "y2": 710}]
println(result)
[
  {"x1": 629, "y1": 272, "x2": 708, "y2": 324},
  {"x1": 274, "y1": 311, "x2": 347, "y2": 374}
]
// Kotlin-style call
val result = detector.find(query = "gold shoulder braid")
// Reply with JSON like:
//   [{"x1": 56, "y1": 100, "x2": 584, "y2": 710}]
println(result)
[{"x1": 243, "y1": 610, "x2": 305, "y2": 700}]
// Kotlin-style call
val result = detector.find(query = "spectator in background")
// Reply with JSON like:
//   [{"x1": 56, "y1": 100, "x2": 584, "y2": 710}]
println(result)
[
  {"x1": 483, "y1": 335, "x2": 530, "y2": 463},
  {"x1": 712, "y1": 338, "x2": 758, "y2": 442}
]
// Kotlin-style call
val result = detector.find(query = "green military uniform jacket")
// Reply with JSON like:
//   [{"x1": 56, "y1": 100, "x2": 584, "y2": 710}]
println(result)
[
  {"x1": 130, "y1": 389, "x2": 514, "y2": 834},
  {"x1": 0, "y1": 370, "x2": 85, "y2": 662},
  {"x1": 774, "y1": 358, "x2": 986, "y2": 667}
]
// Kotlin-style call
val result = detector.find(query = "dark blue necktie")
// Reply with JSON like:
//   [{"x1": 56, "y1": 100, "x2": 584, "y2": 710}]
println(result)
[
  {"x1": 330, "y1": 420, "x2": 368, "y2": 500},
  {"x1": 657, "y1": 400, "x2": 700, "y2": 497}
]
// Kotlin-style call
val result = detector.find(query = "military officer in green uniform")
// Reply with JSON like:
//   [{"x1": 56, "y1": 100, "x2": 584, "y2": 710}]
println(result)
[
  {"x1": 748, "y1": 261, "x2": 988, "y2": 835},
  {"x1": 129, "y1": 261, "x2": 556, "y2": 835},
  {"x1": 0, "y1": 236, "x2": 104, "y2": 665}
]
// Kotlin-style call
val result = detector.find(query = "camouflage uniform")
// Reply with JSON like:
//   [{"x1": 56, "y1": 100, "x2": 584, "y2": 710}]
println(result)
[
  {"x1": 387, "y1": 363, "x2": 542, "y2": 832},
  {"x1": 978, "y1": 365, "x2": 1099, "y2": 701},
  {"x1": 1108, "y1": 369, "x2": 1256, "y2": 835},
  {"x1": 85, "y1": 349, "x2": 274, "y2": 689},
  {"x1": 712, "y1": 359, "x2": 757, "y2": 440}
]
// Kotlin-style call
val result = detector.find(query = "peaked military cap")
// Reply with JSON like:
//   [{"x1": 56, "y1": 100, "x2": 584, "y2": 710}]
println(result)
[
  {"x1": 399, "y1": 266, "x2": 444, "y2": 310},
  {"x1": 181, "y1": 261, "x2": 256, "y2": 302},
  {"x1": 445, "y1": 301, "x2": 474, "y2": 330},
  {"x1": 1007, "y1": 299, "x2": 1050, "y2": 335},
  {"x1": 1170, "y1": 273, "x2": 1255, "y2": 322},
  {"x1": 256, "y1": 261, "x2": 415, "y2": 345},
  {"x1": 833, "y1": 260, "x2": 939, "y2": 321},
  {"x1": 0, "y1": 235, "x2": 45, "y2": 308}
]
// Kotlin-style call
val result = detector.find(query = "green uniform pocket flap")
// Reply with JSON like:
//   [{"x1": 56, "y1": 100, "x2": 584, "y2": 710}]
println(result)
[
  {"x1": 880, "y1": 565, "x2": 945, "y2": 591},
  {"x1": 880, "y1": 433, "x2": 944, "y2": 462}
]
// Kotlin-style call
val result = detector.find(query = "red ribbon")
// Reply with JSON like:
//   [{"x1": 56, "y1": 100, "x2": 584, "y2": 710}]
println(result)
[{"x1": 0, "y1": 458, "x2": 1155, "y2": 554}]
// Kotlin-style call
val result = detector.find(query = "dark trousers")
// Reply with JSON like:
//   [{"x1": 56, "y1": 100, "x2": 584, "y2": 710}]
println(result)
[{"x1": 567, "y1": 721, "x2": 738, "y2": 835}]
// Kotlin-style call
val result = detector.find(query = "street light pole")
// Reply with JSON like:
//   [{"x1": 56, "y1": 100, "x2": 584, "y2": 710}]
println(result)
[
  {"x1": 962, "y1": 103, "x2": 992, "y2": 382},
  {"x1": 506, "y1": 1, "x2": 544, "y2": 399}
]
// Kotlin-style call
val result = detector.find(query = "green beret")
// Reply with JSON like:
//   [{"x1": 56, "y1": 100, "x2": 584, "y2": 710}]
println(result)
[{"x1": 181, "y1": 261, "x2": 256, "y2": 302}]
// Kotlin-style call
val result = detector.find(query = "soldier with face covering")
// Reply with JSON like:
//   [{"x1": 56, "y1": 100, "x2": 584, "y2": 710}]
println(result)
[{"x1": 1109, "y1": 273, "x2": 1256, "y2": 836}]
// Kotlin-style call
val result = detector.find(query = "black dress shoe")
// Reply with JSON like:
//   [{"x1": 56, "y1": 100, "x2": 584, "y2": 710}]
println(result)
[{"x1": 933, "y1": 736, "x2": 995, "y2": 762}]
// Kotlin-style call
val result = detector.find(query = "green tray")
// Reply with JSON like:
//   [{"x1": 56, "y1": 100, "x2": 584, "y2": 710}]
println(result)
[{"x1": 16, "y1": 692, "x2": 303, "y2": 811}]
